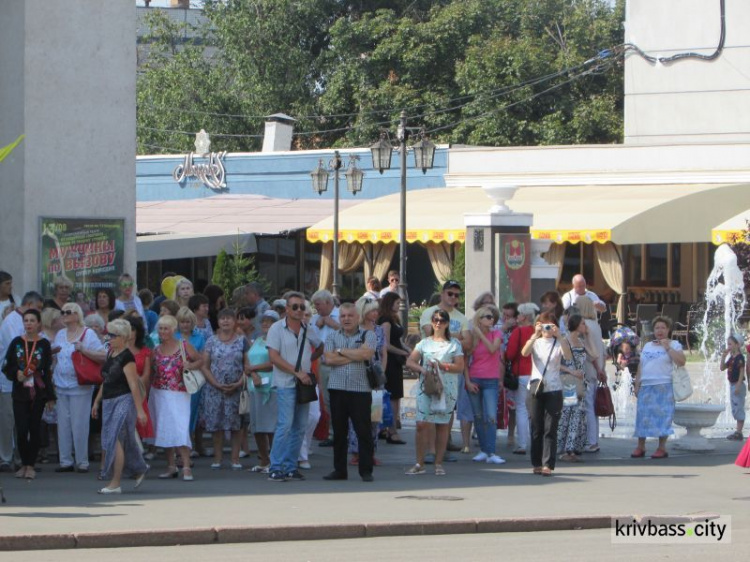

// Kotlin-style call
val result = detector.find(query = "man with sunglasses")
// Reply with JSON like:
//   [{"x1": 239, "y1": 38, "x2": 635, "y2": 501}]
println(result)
[
  {"x1": 418, "y1": 281, "x2": 472, "y2": 460},
  {"x1": 266, "y1": 292, "x2": 323, "y2": 482},
  {"x1": 0, "y1": 291, "x2": 44, "y2": 472}
]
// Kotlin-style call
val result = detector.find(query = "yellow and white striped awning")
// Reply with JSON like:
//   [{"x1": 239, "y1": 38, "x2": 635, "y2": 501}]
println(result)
[{"x1": 712, "y1": 210, "x2": 750, "y2": 245}]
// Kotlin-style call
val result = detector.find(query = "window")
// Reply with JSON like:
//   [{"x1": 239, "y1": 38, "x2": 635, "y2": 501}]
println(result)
[{"x1": 561, "y1": 243, "x2": 595, "y2": 284}]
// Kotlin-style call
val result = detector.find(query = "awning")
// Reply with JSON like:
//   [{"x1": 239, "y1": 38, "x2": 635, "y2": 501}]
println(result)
[
  {"x1": 712, "y1": 211, "x2": 750, "y2": 245},
  {"x1": 137, "y1": 194, "x2": 358, "y2": 260},
  {"x1": 305, "y1": 184, "x2": 750, "y2": 245}
]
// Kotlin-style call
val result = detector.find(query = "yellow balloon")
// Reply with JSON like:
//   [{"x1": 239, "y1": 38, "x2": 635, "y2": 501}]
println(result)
[{"x1": 161, "y1": 275, "x2": 184, "y2": 301}]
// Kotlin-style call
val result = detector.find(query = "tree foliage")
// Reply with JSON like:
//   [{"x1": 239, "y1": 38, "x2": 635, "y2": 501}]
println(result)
[
  {"x1": 210, "y1": 238, "x2": 270, "y2": 302},
  {"x1": 137, "y1": 0, "x2": 625, "y2": 154}
]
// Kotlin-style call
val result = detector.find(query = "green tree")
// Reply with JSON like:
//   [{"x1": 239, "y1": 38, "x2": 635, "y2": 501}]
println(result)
[{"x1": 211, "y1": 239, "x2": 270, "y2": 303}]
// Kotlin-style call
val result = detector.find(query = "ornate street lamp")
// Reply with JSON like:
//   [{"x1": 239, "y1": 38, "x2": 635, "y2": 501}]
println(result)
[
  {"x1": 311, "y1": 151, "x2": 364, "y2": 297},
  {"x1": 370, "y1": 111, "x2": 436, "y2": 327}
]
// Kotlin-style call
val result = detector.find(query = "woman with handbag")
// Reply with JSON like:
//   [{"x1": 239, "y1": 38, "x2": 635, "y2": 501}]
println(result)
[
  {"x1": 521, "y1": 310, "x2": 573, "y2": 476},
  {"x1": 52, "y1": 303, "x2": 106, "y2": 473},
  {"x1": 377, "y1": 292, "x2": 410, "y2": 444},
  {"x1": 175, "y1": 307, "x2": 207, "y2": 459},
  {"x1": 576, "y1": 297, "x2": 607, "y2": 453},
  {"x1": 557, "y1": 314, "x2": 598, "y2": 463},
  {"x1": 632, "y1": 315, "x2": 685, "y2": 459},
  {"x1": 465, "y1": 305, "x2": 505, "y2": 465},
  {"x1": 150, "y1": 315, "x2": 202, "y2": 481},
  {"x1": 200, "y1": 308, "x2": 250, "y2": 470},
  {"x1": 404, "y1": 308, "x2": 465, "y2": 476},
  {"x1": 91, "y1": 319, "x2": 148, "y2": 494},
  {"x1": 3, "y1": 309, "x2": 55, "y2": 479}
]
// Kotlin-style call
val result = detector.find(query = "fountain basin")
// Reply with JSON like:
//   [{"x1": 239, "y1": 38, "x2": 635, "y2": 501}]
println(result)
[{"x1": 672, "y1": 403, "x2": 725, "y2": 451}]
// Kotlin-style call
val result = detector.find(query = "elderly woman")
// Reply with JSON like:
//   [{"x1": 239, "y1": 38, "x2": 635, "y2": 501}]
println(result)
[
  {"x1": 3, "y1": 309, "x2": 56, "y2": 480},
  {"x1": 575, "y1": 296, "x2": 607, "y2": 453},
  {"x1": 176, "y1": 307, "x2": 207, "y2": 458},
  {"x1": 115, "y1": 273, "x2": 145, "y2": 318},
  {"x1": 150, "y1": 315, "x2": 201, "y2": 480},
  {"x1": 83, "y1": 314, "x2": 106, "y2": 342},
  {"x1": 44, "y1": 276, "x2": 73, "y2": 311},
  {"x1": 201, "y1": 308, "x2": 250, "y2": 470},
  {"x1": 504, "y1": 302, "x2": 539, "y2": 455},
  {"x1": 632, "y1": 315, "x2": 685, "y2": 459},
  {"x1": 405, "y1": 308, "x2": 465, "y2": 476},
  {"x1": 521, "y1": 310, "x2": 573, "y2": 476},
  {"x1": 52, "y1": 303, "x2": 106, "y2": 473},
  {"x1": 246, "y1": 310, "x2": 279, "y2": 473},
  {"x1": 175, "y1": 278, "x2": 194, "y2": 309},
  {"x1": 91, "y1": 319, "x2": 148, "y2": 494}
]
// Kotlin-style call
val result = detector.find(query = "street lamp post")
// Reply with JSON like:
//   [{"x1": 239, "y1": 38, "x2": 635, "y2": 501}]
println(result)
[
  {"x1": 311, "y1": 151, "x2": 364, "y2": 298},
  {"x1": 370, "y1": 111, "x2": 436, "y2": 327}
]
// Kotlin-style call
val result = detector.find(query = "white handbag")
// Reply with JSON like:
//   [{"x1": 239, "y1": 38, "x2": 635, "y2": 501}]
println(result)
[
  {"x1": 180, "y1": 341, "x2": 206, "y2": 395},
  {"x1": 672, "y1": 365, "x2": 693, "y2": 402},
  {"x1": 238, "y1": 375, "x2": 251, "y2": 415}
]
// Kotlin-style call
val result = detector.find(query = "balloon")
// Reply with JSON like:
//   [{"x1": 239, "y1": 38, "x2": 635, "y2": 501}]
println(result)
[{"x1": 161, "y1": 275, "x2": 185, "y2": 301}]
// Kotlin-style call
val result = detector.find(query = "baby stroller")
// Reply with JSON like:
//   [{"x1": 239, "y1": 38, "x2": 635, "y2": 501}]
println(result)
[{"x1": 609, "y1": 326, "x2": 640, "y2": 394}]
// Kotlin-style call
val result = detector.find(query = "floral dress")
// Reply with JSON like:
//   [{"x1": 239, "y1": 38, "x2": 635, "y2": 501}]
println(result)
[
  {"x1": 200, "y1": 335, "x2": 247, "y2": 432},
  {"x1": 415, "y1": 337, "x2": 464, "y2": 424},
  {"x1": 557, "y1": 342, "x2": 587, "y2": 454}
]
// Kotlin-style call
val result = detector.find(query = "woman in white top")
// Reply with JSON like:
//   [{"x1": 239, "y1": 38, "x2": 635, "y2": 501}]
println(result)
[
  {"x1": 53, "y1": 303, "x2": 106, "y2": 472},
  {"x1": 632, "y1": 315, "x2": 685, "y2": 459},
  {"x1": 521, "y1": 310, "x2": 572, "y2": 476},
  {"x1": 574, "y1": 296, "x2": 607, "y2": 453}
]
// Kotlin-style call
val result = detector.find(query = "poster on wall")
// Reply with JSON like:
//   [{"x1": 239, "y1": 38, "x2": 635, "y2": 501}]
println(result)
[
  {"x1": 40, "y1": 218, "x2": 124, "y2": 300},
  {"x1": 496, "y1": 233, "x2": 530, "y2": 305}
]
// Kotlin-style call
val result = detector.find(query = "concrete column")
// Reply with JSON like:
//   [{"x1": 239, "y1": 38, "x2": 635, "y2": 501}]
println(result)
[
  {"x1": 463, "y1": 186, "x2": 533, "y2": 318},
  {"x1": 0, "y1": 0, "x2": 136, "y2": 293}
]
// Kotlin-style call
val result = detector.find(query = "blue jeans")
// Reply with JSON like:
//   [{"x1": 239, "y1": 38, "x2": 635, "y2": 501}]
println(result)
[
  {"x1": 269, "y1": 388, "x2": 310, "y2": 474},
  {"x1": 467, "y1": 378, "x2": 499, "y2": 455}
]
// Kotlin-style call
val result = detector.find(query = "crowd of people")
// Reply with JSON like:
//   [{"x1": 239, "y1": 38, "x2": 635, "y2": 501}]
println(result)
[{"x1": 0, "y1": 267, "x2": 747, "y2": 491}]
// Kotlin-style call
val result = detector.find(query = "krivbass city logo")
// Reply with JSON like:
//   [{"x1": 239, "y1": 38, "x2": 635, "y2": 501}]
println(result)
[{"x1": 611, "y1": 516, "x2": 731, "y2": 545}]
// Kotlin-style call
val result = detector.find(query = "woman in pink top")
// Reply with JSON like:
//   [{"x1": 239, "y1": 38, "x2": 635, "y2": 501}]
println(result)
[{"x1": 465, "y1": 305, "x2": 505, "y2": 465}]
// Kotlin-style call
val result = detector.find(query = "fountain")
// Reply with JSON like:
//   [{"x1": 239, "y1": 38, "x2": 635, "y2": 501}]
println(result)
[{"x1": 671, "y1": 243, "x2": 746, "y2": 451}]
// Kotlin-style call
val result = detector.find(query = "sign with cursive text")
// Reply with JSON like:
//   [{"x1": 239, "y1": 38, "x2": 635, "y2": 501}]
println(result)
[{"x1": 173, "y1": 151, "x2": 228, "y2": 190}]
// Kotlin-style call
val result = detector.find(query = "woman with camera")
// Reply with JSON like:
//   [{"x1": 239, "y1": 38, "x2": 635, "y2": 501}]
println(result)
[{"x1": 521, "y1": 310, "x2": 572, "y2": 476}]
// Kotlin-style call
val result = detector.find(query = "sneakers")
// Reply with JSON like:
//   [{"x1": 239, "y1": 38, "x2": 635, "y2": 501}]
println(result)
[
  {"x1": 472, "y1": 452, "x2": 489, "y2": 462},
  {"x1": 97, "y1": 486, "x2": 122, "y2": 494},
  {"x1": 405, "y1": 464, "x2": 426, "y2": 475},
  {"x1": 486, "y1": 455, "x2": 506, "y2": 465},
  {"x1": 250, "y1": 464, "x2": 270, "y2": 473},
  {"x1": 298, "y1": 460, "x2": 312, "y2": 470},
  {"x1": 267, "y1": 470, "x2": 287, "y2": 482},
  {"x1": 286, "y1": 469, "x2": 305, "y2": 481}
]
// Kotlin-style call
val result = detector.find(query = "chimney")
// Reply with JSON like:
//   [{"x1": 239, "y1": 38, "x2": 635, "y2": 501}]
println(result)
[{"x1": 262, "y1": 113, "x2": 296, "y2": 152}]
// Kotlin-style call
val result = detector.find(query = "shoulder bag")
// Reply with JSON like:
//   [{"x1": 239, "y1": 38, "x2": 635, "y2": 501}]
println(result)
[
  {"x1": 594, "y1": 381, "x2": 616, "y2": 431},
  {"x1": 532, "y1": 338, "x2": 557, "y2": 397},
  {"x1": 360, "y1": 329, "x2": 386, "y2": 390},
  {"x1": 295, "y1": 324, "x2": 318, "y2": 404},
  {"x1": 180, "y1": 340, "x2": 206, "y2": 394},
  {"x1": 503, "y1": 329, "x2": 520, "y2": 390},
  {"x1": 421, "y1": 359, "x2": 444, "y2": 397},
  {"x1": 238, "y1": 374, "x2": 251, "y2": 415},
  {"x1": 73, "y1": 329, "x2": 104, "y2": 386}
]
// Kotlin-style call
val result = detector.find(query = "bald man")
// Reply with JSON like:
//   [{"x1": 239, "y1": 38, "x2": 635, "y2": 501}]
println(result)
[{"x1": 562, "y1": 274, "x2": 606, "y2": 313}]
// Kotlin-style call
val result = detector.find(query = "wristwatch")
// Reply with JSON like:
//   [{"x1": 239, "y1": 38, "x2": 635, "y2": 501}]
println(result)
[{"x1": 336, "y1": 348, "x2": 343, "y2": 356}]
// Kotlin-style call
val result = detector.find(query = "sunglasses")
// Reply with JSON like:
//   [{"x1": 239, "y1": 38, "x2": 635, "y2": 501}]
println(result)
[
  {"x1": 290, "y1": 303, "x2": 306, "y2": 312},
  {"x1": 446, "y1": 291, "x2": 460, "y2": 298},
  {"x1": 61, "y1": 310, "x2": 75, "y2": 316},
  {"x1": 432, "y1": 317, "x2": 447, "y2": 324},
  {"x1": 120, "y1": 282, "x2": 134, "y2": 288},
  {"x1": 480, "y1": 314, "x2": 494, "y2": 320}
]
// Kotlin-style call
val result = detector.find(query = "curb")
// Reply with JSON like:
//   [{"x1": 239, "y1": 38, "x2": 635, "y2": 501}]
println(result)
[{"x1": 0, "y1": 514, "x2": 652, "y2": 551}]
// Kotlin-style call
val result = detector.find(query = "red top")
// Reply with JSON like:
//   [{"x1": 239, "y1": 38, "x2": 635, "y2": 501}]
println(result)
[{"x1": 505, "y1": 325, "x2": 535, "y2": 376}]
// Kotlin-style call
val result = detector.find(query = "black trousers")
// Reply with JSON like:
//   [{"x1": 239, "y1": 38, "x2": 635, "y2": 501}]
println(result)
[
  {"x1": 14, "y1": 399, "x2": 46, "y2": 467},
  {"x1": 330, "y1": 389, "x2": 373, "y2": 477},
  {"x1": 526, "y1": 382, "x2": 563, "y2": 470}
]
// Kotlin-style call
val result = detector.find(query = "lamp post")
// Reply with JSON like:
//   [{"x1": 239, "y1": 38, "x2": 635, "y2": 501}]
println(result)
[
  {"x1": 370, "y1": 110, "x2": 436, "y2": 327},
  {"x1": 311, "y1": 151, "x2": 364, "y2": 298}
]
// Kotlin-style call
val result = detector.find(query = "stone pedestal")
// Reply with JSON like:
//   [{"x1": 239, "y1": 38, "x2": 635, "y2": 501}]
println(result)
[
  {"x1": 463, "y1": 186, "x2": 532, "y2": 313},
  {"x1": 0, "y1": 0, "x2": 136, "y2": 294}
]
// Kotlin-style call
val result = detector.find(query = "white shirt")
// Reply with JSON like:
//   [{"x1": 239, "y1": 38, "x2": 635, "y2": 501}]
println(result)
[
  {"x1": 311, "y1": 307, "x2": 340, "y2": 347},
  {"x1": 53, "y1": 328, "x2": 105, "y2": 393},
  {"x1": 562, "y1": 289, "x2": 604, "y2": 311},
  {"x1": 529, "y1": 337, "x2": 564, "y2": 392},
  {"x1": 640, "y1": 340, "x2": 682, "y2": 386}
]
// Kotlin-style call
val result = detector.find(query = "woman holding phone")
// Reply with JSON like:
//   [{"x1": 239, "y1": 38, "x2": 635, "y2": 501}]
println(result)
[{"x1": 521, "y1": 311, "x2": 572, "y2": 476}]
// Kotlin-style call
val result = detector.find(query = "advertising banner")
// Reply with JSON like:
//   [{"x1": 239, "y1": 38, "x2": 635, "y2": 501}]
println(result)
[
  {"x1": 497, "y1": 233, "x2": 530, "y2": 305},
  {"x1": 40, "y1": 218, "x2": 124, "y2": 299}
]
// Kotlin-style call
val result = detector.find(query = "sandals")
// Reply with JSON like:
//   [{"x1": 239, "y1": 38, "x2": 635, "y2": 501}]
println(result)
[
  {"x1": 541, "y1": 466, "x2": 553, "y2": 477},
  {"x1": 434, "y1": 465, "x2": 446, "y2": 476},
  {"x1": 630, "y1": 448, "x2": 646, "y2": 458},
  {"x1": 405, "y1": 464, "x2": 426, "y2": 476},
  {"x1": 727, "y1": 431, "x2": 744, "y2": 441},
  {"x1": 650, "y1": 449, "x2": 669, "y2": 459},
  {"x1": 532, "y1": 467, "x2": 543, "y2": 475}
]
